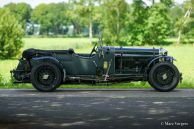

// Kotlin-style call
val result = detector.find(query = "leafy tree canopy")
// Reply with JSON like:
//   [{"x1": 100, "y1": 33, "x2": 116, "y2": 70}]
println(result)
[
  {"x1": 4, "y1": 3, "x2": 32, "y2": 29},
  {"x1": 32, "y1": 3, "x2": 69, "y2": 35},
  {"x1": 144, "y1": 2, "x2": 173, "y2": 45},
  {"x1": 101, "y1": 0, "x2": 129, "y2": 45},
  {"x1": 0, "y1": 9, "x2": 24, "y2": 59}
]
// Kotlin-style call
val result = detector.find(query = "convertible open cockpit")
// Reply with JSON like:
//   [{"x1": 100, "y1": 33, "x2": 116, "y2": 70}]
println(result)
[{"x1": 11, "y1": 42, "x2": 182, "y2": 92}]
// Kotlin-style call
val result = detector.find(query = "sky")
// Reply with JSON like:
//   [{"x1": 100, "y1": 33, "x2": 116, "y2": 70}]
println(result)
[{"x1": 0, "y1": 0, "x2": 186, "y2": 8}]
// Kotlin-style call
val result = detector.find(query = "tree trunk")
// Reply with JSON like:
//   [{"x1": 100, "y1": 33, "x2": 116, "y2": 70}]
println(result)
[
  {"x1": 89, "y1": 16, "x2": 93, "y2": 44},
  {"x1": 177, "y1": 30, "x2": 181, "y2": 44},
  {"x1": 177, "y1": 8, "x2": 192, "y2": 44},
  {"x1": 152, "y1": 0, "x2": 155, "y2": 5}
]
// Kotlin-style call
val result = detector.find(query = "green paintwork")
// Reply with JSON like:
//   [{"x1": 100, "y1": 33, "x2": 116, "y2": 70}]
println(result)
[{"x1": 12, "y1": 45, "x2": 171, "y2": 83}]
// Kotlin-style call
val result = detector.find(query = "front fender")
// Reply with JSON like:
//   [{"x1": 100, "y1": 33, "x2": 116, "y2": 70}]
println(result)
[{"x1": 147, "y1": 56, "x2": 176, "y2": 69}]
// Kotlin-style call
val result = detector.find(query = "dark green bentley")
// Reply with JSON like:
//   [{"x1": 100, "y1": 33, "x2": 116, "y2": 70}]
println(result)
[{"x1": 11, "y1": 43, "x2": 182, "y2": 92}]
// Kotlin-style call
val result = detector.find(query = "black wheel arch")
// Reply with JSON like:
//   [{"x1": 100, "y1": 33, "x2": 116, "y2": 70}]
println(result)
[
  {"x1": 146, "y1": 56, "x2": 176, "y2": 73},
  {"x1": 30, "y1": 56, "x2": 65, "y2": 80}
]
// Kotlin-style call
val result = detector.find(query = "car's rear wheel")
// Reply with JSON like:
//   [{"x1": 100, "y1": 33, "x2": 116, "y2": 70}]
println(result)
[
  {"x1": 31, "y1": 62, "x2": 62, "y2": 92},
  {"x1": 148, "y1": 62, "x2": 180, "y2": 92}
]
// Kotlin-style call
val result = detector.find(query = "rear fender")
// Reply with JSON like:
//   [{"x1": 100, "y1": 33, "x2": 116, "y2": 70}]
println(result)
[{"x1": 30, "y1": 56, "x2": 64, "y2": 79}]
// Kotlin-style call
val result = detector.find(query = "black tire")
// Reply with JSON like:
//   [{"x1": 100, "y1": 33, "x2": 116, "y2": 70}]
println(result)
[
  {"x1": 31, "y1": 62, "x2": 62, "y2": 92},
  {"x1": 148, "y1": 62, "x2": 180, "y2": 92}
]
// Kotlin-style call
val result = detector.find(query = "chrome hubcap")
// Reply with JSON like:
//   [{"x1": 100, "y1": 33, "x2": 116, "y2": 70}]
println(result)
[
  {"x1": 42, "y1": 74, "x2": 49, "y2": 80},
  {"x1": 162, "y1": 73, "x2": 168, "y2": 80}
]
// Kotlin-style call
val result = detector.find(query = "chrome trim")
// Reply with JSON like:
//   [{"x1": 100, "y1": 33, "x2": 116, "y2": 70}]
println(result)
[{"x1": 159, "y1": 48, "x2": 168, "y2": 55}]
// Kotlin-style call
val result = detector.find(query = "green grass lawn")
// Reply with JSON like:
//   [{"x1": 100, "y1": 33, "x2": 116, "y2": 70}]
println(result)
[
  {"x1": 23, "y1": 37, "x2": 95, "y2": 52},
  {"x1": 0, "y1": 38, "x2": 194, "y2": 89}
]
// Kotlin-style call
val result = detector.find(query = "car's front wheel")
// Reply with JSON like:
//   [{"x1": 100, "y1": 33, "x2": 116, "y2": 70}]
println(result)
[
  {"x1": 31, "y1": 62, "x2": 62, "y2": 92},
  {"x1": 148, "y1": 62, "x2": 180, "y2": 92}
]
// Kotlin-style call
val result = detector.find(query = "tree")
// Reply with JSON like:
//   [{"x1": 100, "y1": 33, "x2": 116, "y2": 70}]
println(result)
[
  {"x1": 169, "y1": 4, "x2": 184, "y2": 36},
  {"x1": 126, "y1": 0, "x2": 173, "y2": 45},
  {"x1": 184, "y1": 0, "x2": 194, "y2": 39},
  {"x1": 65, "y1": 1, "x2": 83, "y2": 36},
  {"x1": 32, "y1": 2, "x2": 68, "y2": 35},
  {"x1": 69, "y1": 0, "x2": 100, "y2": 43},
  {"x1": 101, "y1": 0, "x2": 129, "y2": 45},
  {"x1": 126, "y1": 0, "x2": 148, "y2": 45},
  {"x1": 31, "y1": 4, "x2": 51, "y2": 35},
  {"x1": 0, "y1": 9, "x2": 24, "y2": 59},
  {"x1": 144, "y1": 2, "x2": 173, "y2": 45},
  {"x1": 4, "y1": 3, "x2": 32, "y2": 29},
  {"x1": 32, "y1": 3, "x2": 68, "y2": 35},
  {"x1": 176, "y1": 0, "x2": 194, "y2": 43}
]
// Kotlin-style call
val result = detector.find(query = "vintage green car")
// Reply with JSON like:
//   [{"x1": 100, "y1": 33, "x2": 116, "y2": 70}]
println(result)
[{"x1": 11, "y1": 42, "x2": 182, "y2": 92}]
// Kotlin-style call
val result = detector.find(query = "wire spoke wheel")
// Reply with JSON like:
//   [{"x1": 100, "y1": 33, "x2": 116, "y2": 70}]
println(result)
[
  {"x1": 148, "y1": 62, "x2": 180, "y2": 92},
  {"x1": 31, "y1": 62, "x2": 62, "y2": 92},
  {"x1": 37, "y1": 66, "x2": 56, "y2": 86},
  {"x1": 154, "y1": 66, "x2": 174, "y2": 86}
]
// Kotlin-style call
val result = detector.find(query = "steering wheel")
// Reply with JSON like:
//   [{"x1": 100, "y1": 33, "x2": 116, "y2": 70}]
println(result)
[{"x1": 89, "y1": 43, "x2": 98, "y2": 57}]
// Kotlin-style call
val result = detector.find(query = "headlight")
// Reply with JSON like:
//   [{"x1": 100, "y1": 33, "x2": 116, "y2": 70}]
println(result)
[{"x1": 159, "y1": 48, "x2": 168, "y2": 55}]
